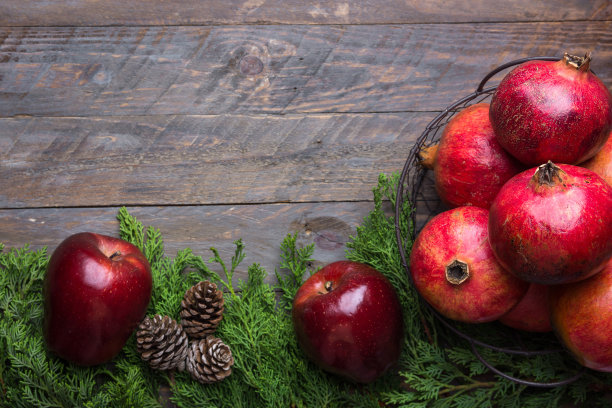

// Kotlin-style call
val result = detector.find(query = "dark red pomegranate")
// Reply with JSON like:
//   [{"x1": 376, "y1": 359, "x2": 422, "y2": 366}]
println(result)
[
  {"x1": 498, "y1": 283, "x2": 552, "y2": 332},
  {"x1": 490, "y1": 53, "x2": 612, "y2": 166},
  {"x1": 419, "y1": 103, "x2": 523, "y2": 208},
  {"x1": 582, "y1": 130, "x2": 612, "y2": 186},
  {"x1": 489, "y1": 161, "x2": 612, "y2": 285},
  {"x1": 549, "y1": 258, "x2": 612, "y2": 372},
  {"x1": 410, "y1": 206, "x2": 528, "y2": 323}
]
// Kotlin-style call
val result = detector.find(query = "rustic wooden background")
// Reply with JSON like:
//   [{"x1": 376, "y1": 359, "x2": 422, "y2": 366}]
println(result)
[{"x1": 1, "y1": 1, "x2": 611, "y2": 283}]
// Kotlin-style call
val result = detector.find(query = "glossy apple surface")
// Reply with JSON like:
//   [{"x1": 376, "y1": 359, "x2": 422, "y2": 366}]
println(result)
[
  {"x1": 43, "y1": 232, "x2": 152, "y2": 366},
  {"x1": 292, "y1": 260, "x2": 403, "y2": 383}
]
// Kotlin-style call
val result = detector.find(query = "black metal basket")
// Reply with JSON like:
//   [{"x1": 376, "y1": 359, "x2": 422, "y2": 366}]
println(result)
[{"x1": 394, "y1": 56, "x2": 586, "y2": 387}]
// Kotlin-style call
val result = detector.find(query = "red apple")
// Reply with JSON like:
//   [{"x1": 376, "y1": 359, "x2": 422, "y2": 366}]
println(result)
[
  {"x1": 43, "y1": 232, "x2": 152, "y2": 366},
  {"x1": 292, "y1": 261, "x2": 403, "y2": 383}
]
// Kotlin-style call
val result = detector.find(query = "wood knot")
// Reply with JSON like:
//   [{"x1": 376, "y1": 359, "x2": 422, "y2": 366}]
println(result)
[{"x1": 239, "y1": 55, "x2": 264, "y2": 76}]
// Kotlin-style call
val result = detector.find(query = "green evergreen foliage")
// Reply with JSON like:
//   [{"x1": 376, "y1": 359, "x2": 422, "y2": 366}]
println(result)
[
  {"x1": 345, "y1": 174, "x2": 612, "y2": 408},
  {"x1": 1, "y1": 174, "x2": 611, "y2": 407}
]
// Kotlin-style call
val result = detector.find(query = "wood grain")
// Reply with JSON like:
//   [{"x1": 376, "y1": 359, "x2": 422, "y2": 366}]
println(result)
[
  {"x1": 1, "y1": 0, "x2": 610, "y2": 26},
  {"x1": 1, "y1": 23, "x2": 611, "y2": 117},
  {"x1": 0, "y1": 199, "x2": 437, "y2": 286},
  {"x1": 0, "y1": 112, "x2": 433, "y2": 207},
  {"x1": 0, "y1": 202, "x2": 385, "y2": 285}
]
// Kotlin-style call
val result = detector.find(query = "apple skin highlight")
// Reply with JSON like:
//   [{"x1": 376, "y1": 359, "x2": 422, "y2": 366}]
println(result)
[{"x1": 43, "y1": 232, "x2": 152, "y2": 366}]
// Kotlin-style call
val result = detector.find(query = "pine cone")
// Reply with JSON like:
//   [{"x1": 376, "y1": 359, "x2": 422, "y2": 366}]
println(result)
[
  {"x1": 180, "y1": 281, "x2": 224, "y2": 338},
  {"x1": 186, "y1": 335, "x2": 234, "y2": 384},
  {"x1": 136, "y1": 315, "x2": 189, "y2": 372}
]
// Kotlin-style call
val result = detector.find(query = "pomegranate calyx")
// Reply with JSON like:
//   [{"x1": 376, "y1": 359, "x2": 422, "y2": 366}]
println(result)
[
  {"x1": 418, "y1": 143, "x2": 438, "y2": 170},
  {"x1": 533, "y1": 161, "x2": 567, "y2": 186},
  {"x1": 445, "y1": 259, "x2": 470, "y2": 285},
  {"x1": 563, "y1": 52, "x2": 591, "y2": 73}
]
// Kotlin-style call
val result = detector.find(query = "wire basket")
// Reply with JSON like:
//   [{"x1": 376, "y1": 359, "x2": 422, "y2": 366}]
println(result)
[{"x1": 394, "y1": 56, "x2": 586, "y2": 387}]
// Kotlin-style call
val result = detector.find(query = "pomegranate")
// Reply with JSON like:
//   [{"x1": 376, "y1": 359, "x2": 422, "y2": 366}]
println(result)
[
  {"x1": 419, "y1": 103, "x2": 523, "y2": 209},
  {"x1": 498, "y1": 283, "x2": 552, "y2": 332},
  {"x1": 549, "y1": 258, "x2": 612, "y2": 372},
  {"x1": 489, "y1": 161, "x2": 612, "y2": 285},
  {"x1": 410, "y1": 206, "x2": 528, "y2": 323},
  {"x1": 581, "y1": 130, "x2": 612, "y2": 186},
  {"x1": 490, "y1": 53, "x2": 612, "y2": 166}
]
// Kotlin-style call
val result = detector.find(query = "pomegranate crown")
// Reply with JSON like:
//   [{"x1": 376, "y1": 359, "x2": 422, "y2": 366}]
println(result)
[
  {"x1": 562, "y1": 52, "x2": 592, "y2": 72},
  {"x1": 533, "y1": 161, "x2": 567, "y2": 186}
]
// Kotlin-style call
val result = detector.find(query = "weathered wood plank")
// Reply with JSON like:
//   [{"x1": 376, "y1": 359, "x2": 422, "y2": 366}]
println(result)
[
  {"x1": 1, "y1": 23, "x2": 611, "y2": 117},
  {"x1": 0, "y1": 202, "x2": 384, "y2": 285},
  {"x1": 1, "y1": 0, "x2": 610, "y2": 26},
  {"x1": 0, "y1": 112, "x2": 432, "y2": 208}
]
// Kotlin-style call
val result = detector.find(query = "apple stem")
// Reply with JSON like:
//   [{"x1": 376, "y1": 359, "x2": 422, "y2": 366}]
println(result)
[
  {"x1": 324, "y1": 281, "x2": 333, "y2": 292},
  {"x1": 109, "y1": 251, "x2": 122, "y2": 261}
]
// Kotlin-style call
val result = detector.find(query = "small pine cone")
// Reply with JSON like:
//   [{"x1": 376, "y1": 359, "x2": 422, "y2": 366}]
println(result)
[
  {"x1": 180, "y1": 281, "x2": 224, "y2": 338},
  {"x1": 186, "y1": 335, "x2": 234, "y2": 384},
  {"x1": 136, "y1": 315, "x2": 189, "y2": 372}
]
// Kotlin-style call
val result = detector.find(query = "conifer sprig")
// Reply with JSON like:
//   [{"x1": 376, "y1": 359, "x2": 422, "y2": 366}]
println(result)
[
  {"x1": 1, "y1": 175, "x2": 612, "y2": 407},
  {"x1": 345, "y1": 173, "x2": 612, "y2": 408},
  {"x1": 275, "y1": 232, "x2": 315, "y2": 311}
]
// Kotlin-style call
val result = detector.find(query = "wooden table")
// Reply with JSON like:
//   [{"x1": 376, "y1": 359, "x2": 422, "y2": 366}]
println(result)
[{"x1": 1, "y1": 1, "x2": 611, "y2": 285}]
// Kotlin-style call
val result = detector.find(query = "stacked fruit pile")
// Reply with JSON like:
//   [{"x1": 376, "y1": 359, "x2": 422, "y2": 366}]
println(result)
[{"x1": 411, "y1": 53, "x2": 612, "y2": 372}]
